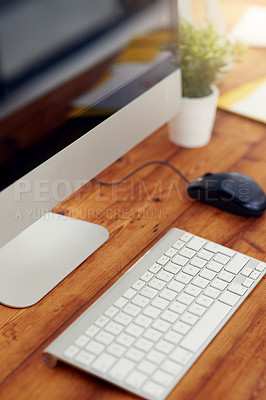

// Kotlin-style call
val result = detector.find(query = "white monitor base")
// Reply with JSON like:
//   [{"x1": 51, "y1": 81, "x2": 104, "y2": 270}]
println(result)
[{"x1": 0, "y1": 212, "x2": 109, "y2": 308}]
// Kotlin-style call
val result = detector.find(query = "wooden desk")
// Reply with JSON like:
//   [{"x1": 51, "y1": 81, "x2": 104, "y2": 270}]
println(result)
[{"x1": 0, "y1": 1, "x2": 265, "y2": 399}]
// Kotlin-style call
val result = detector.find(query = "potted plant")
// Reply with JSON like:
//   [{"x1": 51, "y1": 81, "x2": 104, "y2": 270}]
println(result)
[{"x1": 167, "y1": 20, "x2": 246, "y2": 148}]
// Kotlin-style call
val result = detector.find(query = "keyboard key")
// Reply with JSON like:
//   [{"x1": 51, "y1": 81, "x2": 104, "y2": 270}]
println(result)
[
  {"x1": 75, "y1": 350, "x2": 95, "y2": 366},
  {"x1": 92, "y1": 353, "x2": 116, "y2": 374},
  {"x1": 135, "y1": 338, "x2": 153, "y2": 352},
  {"x1": 196, "y1": 295, "x2": 213, "y2": 308},
  {"x1": 241, "y1": 266, "x2": 253, "y2": 277},
  {"x1": 123, "y1": 303, "x2": 141, "y2": 317},
  {"x1": 64, "y1": 345, "x2": 79, "y2": 359},
  {"x1": 105, "y1": 306, "x2": 119, "y2": 318},
  {"x1": 155, "y1": 339, "x2": 175, "y2": 355},
  {"x1": 114, "y1": 297, "x2": 128, "y2": 309},
  {"x1": 109, "y1": 358, "x2": 135, "y2": 381},
  {"x1": 114, "y1": 312, "x2": 133, "y2": 326},
  {"x1": 211, "y1": 278, "x2": 228, "y2": 291},
  {"x1": 105, "y1": 321, "x2": 124, "y2": 336},
  {"x1": 176, "y1": 272, "x2": 192, "y2": 284},
  {"x1": 149, "y1": 263, "x2": 161, "y2": 274},
  {"x1": 85, "y1": 324, "x2": 100, "y2": 338},
  {"x1": 177, "y1": 293, "x2": 194, "y2": 306},
  {"x1": 250, "y1": 270, "x2": 260, "y2": 280},
  {"x1": 172, "y1": 254, "x2": 189, "y2": 266},
  {"x1": 138, "y1": 359, "x2": 157, "y2": 374},
  {"x1": 189, "y1": 303, "x2": 206, "y2": 317},
  {"x1": 173, "y1": 321, "x2": 191, "y2": 335},
  {"x1": 135, "y1": 314, "x2": 153, "y2": 328},
  {"x1": 96, "y1": 331, "x2": 114, "y2": 346},
  {"x1": 126, "y1": 370, "x2": 147, "y2": 389},
  {"x1": 218, "y1": 271, "x2": 234, "y2": 283},
  {"x1": 75, "y1": 334, "x2": 90, "y2": 348},
  {"x1": 225, "y1": 254, "x2": 249, "y2": 274},
  {"x1": 165, "y1": 247, "x2": 178, "y2": 258},
  {"x1": 228, "y1": 283, "x2": 247, "y2": 296},
  {"x1": 160, "y1": 310, "x2": 179, "y2": 323},
  {"x1": 147, "y1": 349, "x2": 165, "y2": 364},
  {"x1": 123, "y1": 288, "x2": 137, "y2": 300},
  {"x1": 143, "y1": 305, "x2": 161, "y2": 319},
  {"x1": 142, "y1": 381, "x2": 165, "y2": 399},
  {"x1": 180, "y1": 312, "x2": 199, "y2": 326},
  {"x1": 204, "y1": 287, "x2": 220, "y2": 299},
  {"x1": 140, "y1": 271, "x2": 153, "y2": 282},
  {"x1": 157, "y1": 270, "x2": 174, "y2": 282},
  {"x1": 132, "y1": 294, "x2": 150, "y2": 308},
  {"x1": 143, "y1": 328, "x2": 163, "y2": 342},
  {"x1": 181, "y1": 233, "x2": 193, "y2": 242},
  {"x1": 198, "y1": 249, "x2": 213, "y2": 261},
  {"x1": 170, "y1": 347, "x2": 193, "y2": 365},
  {"x1": 204, "y1": 242, "x2": 235, "y2": 257},
  {"x1": 168, "y1": 301, "x2": 186, "y2": 314},
  {"x1": 172, "y1": 239, "x2": 185, "y2": 250},
  {"x1": 125, "y1": 323, "x2": 144, "y2": 338},
  {"x1": 125, "y1": 348, "x2": 145, "y2": 362},
  {"x1": 193, "y1": 276, "x2": 209, "y2": 289},
  {"x1": 187, "y1": 237, "x2": 206, "y2": 251},
  {"x1": 190, "y1": 257, "x2": 207, "y2": 269},
  {"x1": 207, "y1": 261, "x2": 223, "y2": 273},
  {"x1": 152, "y1": 297, "x2": 170, "y2": 310},
  {"x1": 152, "y1": 319, "x2": 171, "y2": 333},
  {"x1": 179, "y1": 247, "x2": 196, "y2": 259},
  {"x1": 168, "y1": 280, "x2": 185, "y2": 293},
  {"x1": 183, "y1": 265, "x2": 200, "y2": 277},
  {"x1": 132, "y1": 279, "x2": 146, "y2": 291},
  {"x1": 159, "y1": 288, "x2": 177, "y2": 301},
  {"x1": 213, "y1": 253, "x2": 230, "y2": 265},
  {"x1": 180, "y1": 302, "x2": 231, "y2": 352},
  {"x1": 256, "y1": 262, "x2": 265, "y2": 272},
  {"x1": 152, "y1": 370, "x2": 173, "y2": 386},
  {"x1": 184, "y1": 284, "x2": 202, "y2": 297},
  {"x1": 199, "y1": 269, "x2": 216, "y2": 280},
  {"x1": 164, "y1": 262, "x2": 181, "y2": 275},
  {"x1": 140, "y1": 286, "x2": 158, "y2": 299},
  {"x1": 157, "y1": 255, "x2": 170, "y2": 266},
  {"x1": 95, "y1": 315, "x2": 109, "y2": 328},
  {"x1": 219, "y1": 291, "x2": 240, "y2": 307},
  {"x1": 107, "y1": 343, "x2": 126, "y2": 358},
  {"x1": 116, "y1": 333, "x2": 135, "y2": 347},
  {"x1": 164, "y1": 330, "x2": 183, "y2": 345},
  {"x1": 242, "y1": 277, "x2": 254, "y2": 288},
  {"x1": 161, "y1": 359, "x2": 183, "y2": 375},
  {"x1": 85, "y1": 341, "x2": 104, "y2": 355}
]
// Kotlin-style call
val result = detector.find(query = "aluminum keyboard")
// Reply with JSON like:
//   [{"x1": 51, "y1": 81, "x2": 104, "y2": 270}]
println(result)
[{"x1": 43, "y1": 228, "x2": 265, "y2": 400}]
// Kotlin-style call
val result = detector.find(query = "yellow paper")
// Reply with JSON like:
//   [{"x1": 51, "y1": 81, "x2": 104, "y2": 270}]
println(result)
[{"x1": 218, "y1": 77, "x2": 266, "y2": 124}]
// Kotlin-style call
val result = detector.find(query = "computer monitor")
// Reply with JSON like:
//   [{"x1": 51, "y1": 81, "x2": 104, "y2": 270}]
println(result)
[{"x1": 0, "y1": 0, "x2": 181, "y2": 307}]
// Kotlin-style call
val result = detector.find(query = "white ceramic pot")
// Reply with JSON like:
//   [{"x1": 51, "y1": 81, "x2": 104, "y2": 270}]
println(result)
[{"x1": 168, "y1": 86, "x2": 219, "y2": 148}]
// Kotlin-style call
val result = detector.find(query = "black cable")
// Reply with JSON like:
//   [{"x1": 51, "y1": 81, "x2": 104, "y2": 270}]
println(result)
[{"x1": 93, "y1": 160, "x2": 190, "y2": 186}]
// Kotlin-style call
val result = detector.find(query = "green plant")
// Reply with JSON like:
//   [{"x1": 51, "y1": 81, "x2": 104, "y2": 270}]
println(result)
[{"x1": 166, "y1": 20, "x2": 247, "y2": 98}]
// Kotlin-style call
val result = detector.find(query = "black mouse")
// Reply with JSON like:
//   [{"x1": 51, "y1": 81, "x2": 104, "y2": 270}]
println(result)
[{"x1": 187, "y1": 172, "x2": 266, "y2": 217}]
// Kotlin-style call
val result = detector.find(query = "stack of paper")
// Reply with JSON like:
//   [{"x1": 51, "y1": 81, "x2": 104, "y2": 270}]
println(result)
[{"x1": 218, "y1": 77, "x2": 266, "y2": 124}]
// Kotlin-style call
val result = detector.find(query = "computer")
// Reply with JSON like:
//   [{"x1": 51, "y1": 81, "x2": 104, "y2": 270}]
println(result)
[
  {"x1": 0, "y1": 0, "x2": 181, "y2": 307},
  {"x1": 1, "y1": 1, "x2": 265, "y2": 399}
]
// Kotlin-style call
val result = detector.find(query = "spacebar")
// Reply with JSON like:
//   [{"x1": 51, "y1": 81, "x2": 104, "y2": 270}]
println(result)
[{"x1": 180, "y1": 302, "x2": 231, "y2": 353}]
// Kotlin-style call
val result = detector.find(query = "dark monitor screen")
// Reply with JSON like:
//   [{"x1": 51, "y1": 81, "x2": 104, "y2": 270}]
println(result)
[{"x1": 0, "y1": 0, "x2": 178, "y2": 192}]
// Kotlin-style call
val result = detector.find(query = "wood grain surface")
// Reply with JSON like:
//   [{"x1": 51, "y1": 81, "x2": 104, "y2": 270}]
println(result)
[{"x1": 0, "y1": 1, "x2": 265, "y2": 400}]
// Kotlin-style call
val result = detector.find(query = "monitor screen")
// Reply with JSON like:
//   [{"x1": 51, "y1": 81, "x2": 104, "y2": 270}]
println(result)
[{"x1": 0, "y1": 0, "x2": 178, "y2": 192}]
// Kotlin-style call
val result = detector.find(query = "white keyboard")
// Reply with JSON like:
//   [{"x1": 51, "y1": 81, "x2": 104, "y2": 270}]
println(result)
[{"x1": 43, "y1": 228, "x2": 265, "y2": 400}]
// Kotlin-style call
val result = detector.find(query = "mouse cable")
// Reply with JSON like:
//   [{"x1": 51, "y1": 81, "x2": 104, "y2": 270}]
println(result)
[{"x1": 93, "y1": 160, "x2": 190, "y2": 186}]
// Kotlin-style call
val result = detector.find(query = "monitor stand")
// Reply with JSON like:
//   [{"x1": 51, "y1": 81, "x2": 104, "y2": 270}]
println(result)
[{"x1": 0, "y1": 212, "x2": 109, "y2": 308}]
